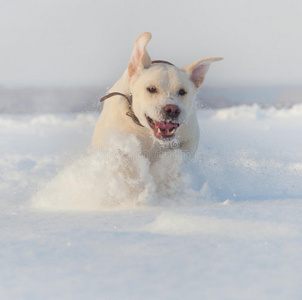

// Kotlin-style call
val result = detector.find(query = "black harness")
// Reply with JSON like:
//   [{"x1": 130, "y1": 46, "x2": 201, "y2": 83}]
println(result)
[{"x1": 100, "y1": 92, "x2": 143, "y2": 127}]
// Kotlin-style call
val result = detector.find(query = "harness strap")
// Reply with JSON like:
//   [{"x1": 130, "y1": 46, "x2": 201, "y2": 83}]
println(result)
[
  {"x1": 151, "y1": 60, "x2": 175, "y2": 66},
  {"x1": 100, "y1": 92, "x2": 132, "y2": 106},
  {"x1": 100, "y1": 92, "x2": 144, "y2": 127}
]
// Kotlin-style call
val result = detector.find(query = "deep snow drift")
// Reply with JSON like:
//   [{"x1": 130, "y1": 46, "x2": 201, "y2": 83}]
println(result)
[
  {"x1": 30, "y1": 103, "x2": 302, "y2": 210},
  {"x1": 1, "y1": 87, "x2": 302, "y2": 299}
]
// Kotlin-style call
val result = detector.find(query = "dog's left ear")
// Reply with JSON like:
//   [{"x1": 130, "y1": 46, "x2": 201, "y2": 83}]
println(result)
[
  {"x1": 128, "y1": 32, "x2": 152, "y2": 78},
  {"x1": 183, "y1": 57, "x2": 223, "y2": 88}
]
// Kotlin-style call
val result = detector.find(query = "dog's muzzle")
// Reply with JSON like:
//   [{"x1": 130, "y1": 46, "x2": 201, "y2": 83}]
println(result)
[{"x1": 146, "y1": 116, "x2": 180, "y2": 140}]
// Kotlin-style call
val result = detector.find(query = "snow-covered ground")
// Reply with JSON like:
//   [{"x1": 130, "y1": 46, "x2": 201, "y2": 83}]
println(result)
[{"x1": 1, "y1": 87, "x2": 302, "y2": 299}]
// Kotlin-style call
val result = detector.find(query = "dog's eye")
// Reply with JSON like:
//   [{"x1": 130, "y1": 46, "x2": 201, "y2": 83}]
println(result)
[
  {"x1": 178, "y1": 88, "x2": 187, "y2": 96},
  {"x1": 147, "y1": 86, "x2": 158, "y2": 94}
]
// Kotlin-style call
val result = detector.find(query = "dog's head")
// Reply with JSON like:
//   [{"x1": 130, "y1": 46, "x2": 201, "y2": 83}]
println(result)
[{"x1": 127, "y1": 32, "x2": 222, "y2": 141}]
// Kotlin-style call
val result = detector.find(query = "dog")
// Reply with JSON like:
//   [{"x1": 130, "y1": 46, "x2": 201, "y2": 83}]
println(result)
[{"x1": 92, "y1": 32, "x2": 222, "y2": 162}]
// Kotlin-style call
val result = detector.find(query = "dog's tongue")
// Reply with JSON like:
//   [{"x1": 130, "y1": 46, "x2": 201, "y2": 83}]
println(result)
[{"x1": 154, "y1": 121, "x2": 178, "y2": 131}]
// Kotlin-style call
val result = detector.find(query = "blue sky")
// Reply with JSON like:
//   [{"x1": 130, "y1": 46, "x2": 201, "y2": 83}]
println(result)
[{"x1": 0, "y1": 0, "x2": 301, "y2": 87}]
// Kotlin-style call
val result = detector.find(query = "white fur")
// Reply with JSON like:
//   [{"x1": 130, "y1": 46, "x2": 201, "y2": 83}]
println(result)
[{"x1": 92, "y1": 32, "x2": 222, "y2": 161}]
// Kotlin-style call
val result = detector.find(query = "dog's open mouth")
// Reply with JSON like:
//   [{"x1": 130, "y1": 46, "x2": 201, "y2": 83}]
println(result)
[{"x1": 146, "y1": 116, "x2": 180, "y2": 139}]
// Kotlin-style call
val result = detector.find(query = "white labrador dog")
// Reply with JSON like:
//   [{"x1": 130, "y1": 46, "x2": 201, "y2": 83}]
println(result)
[{"x1": 92, "y1": 32, "x2": 222, "y2": 161}]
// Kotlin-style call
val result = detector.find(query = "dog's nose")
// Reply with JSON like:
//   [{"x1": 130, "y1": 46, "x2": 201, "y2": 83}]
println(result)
[{"x1": 163, "y1": 105, "x2": 181, "y2": 119}]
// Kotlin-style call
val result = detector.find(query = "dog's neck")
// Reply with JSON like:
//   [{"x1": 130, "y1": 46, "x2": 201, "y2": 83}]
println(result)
[{"x1": 100, "y1": 92, "x2": 144, "y2": 127}]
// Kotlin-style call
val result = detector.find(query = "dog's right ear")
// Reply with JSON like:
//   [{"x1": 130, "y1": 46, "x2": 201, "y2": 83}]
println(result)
[{"x1": 128, "y1": 32, "x2": 152, "y2": 78}]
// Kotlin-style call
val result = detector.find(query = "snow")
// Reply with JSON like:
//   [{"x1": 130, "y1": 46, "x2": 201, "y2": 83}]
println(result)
[{"x1": 1, "y1": 88, "x2": 302, "y2": 299}]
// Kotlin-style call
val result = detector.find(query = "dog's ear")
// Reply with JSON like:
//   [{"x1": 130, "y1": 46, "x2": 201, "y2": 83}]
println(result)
[
  {"x1": 128, "y1": 32, "x2": 152, "y2": 78},
  {"x1": 183, "y1": 57, "x2": 223, "y2": 88}
]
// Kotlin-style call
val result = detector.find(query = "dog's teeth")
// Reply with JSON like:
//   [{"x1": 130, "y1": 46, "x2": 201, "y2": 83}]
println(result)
[
  {"x1": 167, "y1": 128, "x2": 175, "y2": 136},
  {"x1": 156, "y1": 127, "x2": 176, "y2": 136}
]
